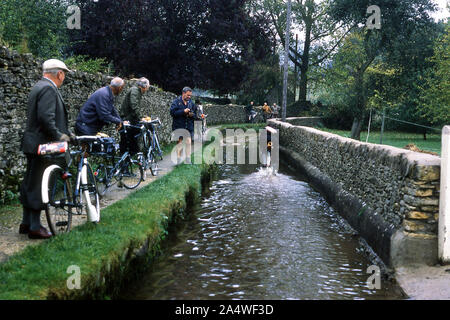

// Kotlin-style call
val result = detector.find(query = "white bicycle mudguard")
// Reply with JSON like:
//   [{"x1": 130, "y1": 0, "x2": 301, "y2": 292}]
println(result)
[
  {"x1": 81, "y1": 164, "x2": 100, "y2": 223},
  {"x1": 41, "y1": 165, "x2": 62, "y2": 204}
]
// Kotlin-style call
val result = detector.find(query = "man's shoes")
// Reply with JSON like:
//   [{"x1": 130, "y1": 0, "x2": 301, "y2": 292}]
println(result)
[
  {"x1": 28, "y1": 227, "x2": 52, "y2": 239},
  {"x1": 19, "y1": 223, "x2": 30, "y2": 234}
]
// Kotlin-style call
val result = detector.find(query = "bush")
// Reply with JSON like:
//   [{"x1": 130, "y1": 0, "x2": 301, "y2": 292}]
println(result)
[{"x1": 64, "y1": 55, "x2": 112, "y2": 74}]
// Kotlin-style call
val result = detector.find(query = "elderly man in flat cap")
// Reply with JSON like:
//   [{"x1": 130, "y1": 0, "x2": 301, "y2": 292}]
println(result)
[{"x1": 19, "y1": 59, "x2": 73, "y2": 239}]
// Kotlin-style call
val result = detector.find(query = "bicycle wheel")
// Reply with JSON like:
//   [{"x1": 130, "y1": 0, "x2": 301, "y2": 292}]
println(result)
[
  {"x1": 81, "y1": 163, "x2": 100, "y2": 222},
  {"x1": 120, "y1": 156, "x2": 143, "y2": 189},
  {"x1": 154, "y1": 134, "x2": 163, "y2": 160},
  {"x1": 44, "y1": 166, "x2": 73, "y2": 235},
  {"x1": 148, "y1": 149, "x2": 159, "y2": 176},
  {"x1": 93, "y1": 164, "x2": 109, "y2": 197},
  {"x1": 136, "y1": 153, "x2": 147, "y2": 181}
]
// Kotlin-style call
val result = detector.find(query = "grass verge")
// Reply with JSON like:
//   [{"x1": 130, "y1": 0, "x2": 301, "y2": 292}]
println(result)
[
  {"x1": 0, "y1": 160, "x2": 213, "y2": 300},
  {"x1": 316, "y1": 128, "x2": 442, "y2": 156}
]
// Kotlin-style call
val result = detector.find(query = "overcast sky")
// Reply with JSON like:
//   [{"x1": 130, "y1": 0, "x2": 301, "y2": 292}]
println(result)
[{"x1": 430, "y1": 0, "x2": 449, "y2": 20}]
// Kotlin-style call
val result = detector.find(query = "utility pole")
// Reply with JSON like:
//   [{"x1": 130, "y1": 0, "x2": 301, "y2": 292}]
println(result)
[
  {"x1": 295, "y1": 33, "x2": 298, "y2": 102},
  {"x1": 282, "y1": 0, "x2": 292, "y2": 122},
  {"x1": 379, "y1": 108, "x2": 386, "y2": 144}
]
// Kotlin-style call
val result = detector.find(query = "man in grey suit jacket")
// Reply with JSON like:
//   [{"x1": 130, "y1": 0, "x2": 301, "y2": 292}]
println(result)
[{"x1": 19, "y1": 59, "x2": 73, "y2": 239}]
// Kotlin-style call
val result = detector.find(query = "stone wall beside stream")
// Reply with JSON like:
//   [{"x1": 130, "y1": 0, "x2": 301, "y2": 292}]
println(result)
[{"x1": 269, "y1": 118, "x2": 441, "y2": 267}]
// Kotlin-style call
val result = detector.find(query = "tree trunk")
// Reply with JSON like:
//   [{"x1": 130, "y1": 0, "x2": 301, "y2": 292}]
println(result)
[
  {"x1": 298, "y1": 66, "x2": 308, "y2": 106},
  {"x1": 351, "y1": 117, "x2": 363, "y2": 140},
  {"x1": 298, "y1": 19, "x2": 311, "y2": 108}
]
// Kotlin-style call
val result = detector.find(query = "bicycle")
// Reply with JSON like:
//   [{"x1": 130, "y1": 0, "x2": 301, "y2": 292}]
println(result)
[
  {"x1": 40, "y1": 137, "x2": 101, "y2": 235},
  {"x1": 137, "y1": 118, "x2": 163, "y2": 176},
  {"x1": 91, "y1": 127, "x2": 144, "y2": 196}
]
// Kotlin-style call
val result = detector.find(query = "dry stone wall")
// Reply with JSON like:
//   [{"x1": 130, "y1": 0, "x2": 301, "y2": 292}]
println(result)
[
  {"x1": 0, "y1": 46, "x2": 257, "y2": 202},
  {"x1": 270, "y1": 118, "x2": 441, "y2": 266}
]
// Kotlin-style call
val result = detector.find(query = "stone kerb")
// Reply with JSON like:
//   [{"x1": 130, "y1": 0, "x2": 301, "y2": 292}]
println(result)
[
  {"x1": 283, "y1": 117, "x2": 324, "y2": 127},
  {"x1": 269, "y1": 118, "x2": 441, "y2": 266}
]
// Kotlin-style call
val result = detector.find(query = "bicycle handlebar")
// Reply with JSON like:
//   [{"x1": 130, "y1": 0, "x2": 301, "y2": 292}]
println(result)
[{"x1": 139, "y1": 118, "x2": 162, "y2": 127}]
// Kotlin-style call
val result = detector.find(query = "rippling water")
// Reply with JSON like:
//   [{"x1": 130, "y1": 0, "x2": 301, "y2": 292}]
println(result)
[{"x1": 120, "y1": 162, "x2": 404, "y2": 300}]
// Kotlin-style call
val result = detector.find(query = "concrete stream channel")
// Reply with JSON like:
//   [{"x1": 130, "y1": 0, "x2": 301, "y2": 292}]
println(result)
[{"x1": 0, "y1": 128, "x2": 412, "y2": 299}]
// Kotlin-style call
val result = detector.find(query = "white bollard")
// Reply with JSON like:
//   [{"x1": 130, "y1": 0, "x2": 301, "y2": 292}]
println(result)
[{"x1": 439, "y1": 126, "x2": 450, "y2": 263}]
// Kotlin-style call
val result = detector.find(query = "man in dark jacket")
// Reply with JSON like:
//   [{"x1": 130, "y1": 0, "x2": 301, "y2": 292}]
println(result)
[
  {"x1": 20, "y1": 59, "x2": 73, "y2": 239},
  {"x1": 119, "y1": 78, "x2": 150, "y2": 154},
  {"x1": 120, "y1": 77, "x2": 150, "y2": 124},
  {"x1": 170, "y1": 87, "x2": 198, "y2": 164},
  {"x1": 75, "y1": 77, "x2": 125, "y2": 136},
  {"x1": 245, "y1": 101, "x2": 256, "y2": 123}
]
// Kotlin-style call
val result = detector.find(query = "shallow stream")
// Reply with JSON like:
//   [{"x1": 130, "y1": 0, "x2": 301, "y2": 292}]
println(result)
[{"x1": 120, "y1": 161, "x2": 405, "y2": 300}]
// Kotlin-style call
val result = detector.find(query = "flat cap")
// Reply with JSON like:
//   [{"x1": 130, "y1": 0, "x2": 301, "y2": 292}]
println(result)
[{"x1": 43, "y1": 59, "x2": 71, "y2": 72}]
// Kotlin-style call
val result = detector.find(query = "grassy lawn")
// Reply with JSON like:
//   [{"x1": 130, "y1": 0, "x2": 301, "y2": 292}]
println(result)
[{"x1": 317, "y1": 128, "x2": 442, "y2": 156}]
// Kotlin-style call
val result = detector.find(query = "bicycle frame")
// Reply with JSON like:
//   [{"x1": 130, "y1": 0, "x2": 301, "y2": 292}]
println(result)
[
  {"x1": 133, "y1": 119, "x2": 163, "y2": 175},
  {"x1": 76, "y1": 152, "x2": 99, "y2": 222},
  {"x1": 41, "y1": 139, "x2": 100, "y2": 225},
  {"x1": 151, "y1": 127, "x2": 163, "y2": 159},
  {"x1": 96, "y1": 151, "x2": 132, "y2": 187}
]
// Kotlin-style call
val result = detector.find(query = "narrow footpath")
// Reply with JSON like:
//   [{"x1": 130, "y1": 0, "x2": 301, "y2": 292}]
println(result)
[{"x1": 0, "y1": 141, "x2": 189, "y2": 264}]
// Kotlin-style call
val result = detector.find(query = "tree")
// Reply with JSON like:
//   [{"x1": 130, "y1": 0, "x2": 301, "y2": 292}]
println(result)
[
  {"x1": 236, "y1": 53, "x2": 282, "y2": 104},
  {"x1": 0, "y1": 0, "x2": 70, "y2": 58},
  {"x1": 69, "y1": 0, "x2": 274, "y2": 94},
  {"x1": 327, "y1": 0, "x2": 438, "y2": 139},
  {"x1": 248, "y1": 0, "x2": 355, "y2": 106},
  {"x1": 419, "y1": 23, "x2": 450, "y2": 126},
  {"x1": 317, "y1": 31, "x2": 390, "y2": 134}
]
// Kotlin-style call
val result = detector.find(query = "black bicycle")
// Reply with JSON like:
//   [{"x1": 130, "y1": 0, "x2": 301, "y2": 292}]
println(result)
[
  {"x1": 91, "y1": 129, "x2": 144, "y2": 196},
  {"x1": 137, "y1": 118, "x2": 163, "y2": 176}
]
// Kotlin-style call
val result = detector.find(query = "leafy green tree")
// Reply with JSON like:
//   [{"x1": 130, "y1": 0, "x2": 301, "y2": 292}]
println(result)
[
  {"x1": 317, "y1": 31, "x2": 390, "y2": 133},
  {"x1": 248, "y1": 0, "x2": 354, "y2": 107},
  {"x1": 418, "y1": 23, "x2": 450, "y2": 126},
  {"x1": 236, "y1": 54, "x2": 282, "y2": 104},
  {"x1": 0, "y1": 0, "x2": 70, "y2": 58},
  {"x1": 70, "y1": 0, "x2": 274, "y2": 94},
  {"x1": 326, "y1": 0, "x2": 438, "y2": 139}
]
